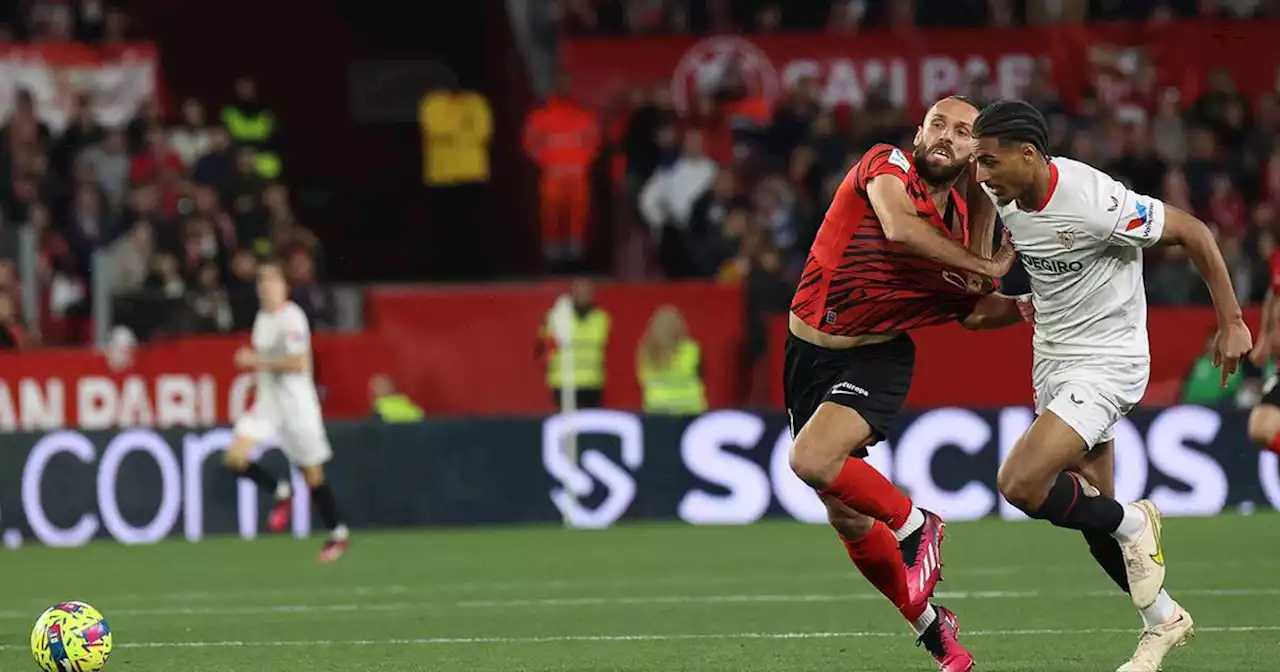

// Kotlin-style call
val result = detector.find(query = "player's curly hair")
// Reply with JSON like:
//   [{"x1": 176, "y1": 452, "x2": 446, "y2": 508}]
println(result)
[{"x1": 973, "y1": 99, "x2": 1050, "y2": 158}]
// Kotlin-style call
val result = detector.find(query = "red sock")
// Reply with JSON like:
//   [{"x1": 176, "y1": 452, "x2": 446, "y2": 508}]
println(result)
[
  {"x1": 1268, "y1": 434, "x2": 1280, "y2": 455},
  {"x1": 842, "y1": 523, "x2": 927, "y2": 622},
  {"x1": 820, "y1": 457, "x2": 913, "y2": 529}
]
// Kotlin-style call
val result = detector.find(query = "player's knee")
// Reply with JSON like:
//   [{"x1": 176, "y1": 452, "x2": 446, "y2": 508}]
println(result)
[
  {"x1": 303, "y1": 467, "x2": 326, "y2": 489},
  {"x1": 224, "y1": 450, "x2": 248, "y2": 472},
  {"x1": 1247, "y1": 407, "x2": 1280, "y2": 445},
  {"x1": 996, "y1": 464, "x2": 1043, "y2": 513},
  {"x1": 788, "y1": 436, "x2": 842, "y2": 488}
]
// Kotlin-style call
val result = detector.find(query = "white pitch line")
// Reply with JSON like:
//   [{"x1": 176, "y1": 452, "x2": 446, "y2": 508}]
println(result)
[
  {"x1": 8, "y1": 558, "x2": 1278, "y2": 607},
  {"x1": 0, "y1": 588, "x2": 1275, "y2": 621},
  {"x1": 3, "y1": 625, "x2": 1278, "y2": 651}
]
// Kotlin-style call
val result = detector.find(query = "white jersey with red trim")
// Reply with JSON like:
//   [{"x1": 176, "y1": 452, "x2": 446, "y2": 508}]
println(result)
[
  {"x1": 984, "y1": 157, "x2": 1166, "y2": 361},
  {"x1": 250, "y1": 300, "x2": 319, "y2": 403}
]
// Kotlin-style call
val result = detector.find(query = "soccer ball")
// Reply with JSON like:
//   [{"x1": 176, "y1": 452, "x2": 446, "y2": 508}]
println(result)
[{"x1": 30, "y1": 601, "x2": 113, "y2": 671}]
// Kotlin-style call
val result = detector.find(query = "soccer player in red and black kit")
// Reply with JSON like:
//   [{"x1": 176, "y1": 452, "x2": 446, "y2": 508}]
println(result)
[
  {"x1": 786, "y1": 95, "x2": 1031, "y2": 671},
  {"x1": 1247, "y1": 249, "x2": 1280, "y2": 453}
]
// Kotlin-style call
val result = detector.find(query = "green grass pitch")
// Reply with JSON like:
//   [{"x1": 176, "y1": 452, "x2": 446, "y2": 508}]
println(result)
[{"x1": 2, "y1": 515, "x2": 1277, "y2": 671}]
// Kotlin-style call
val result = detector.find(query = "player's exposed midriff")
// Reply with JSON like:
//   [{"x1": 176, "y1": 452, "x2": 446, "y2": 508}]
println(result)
[{"x1": 788, "y1": 312, "x2": 900, "y2": 350}]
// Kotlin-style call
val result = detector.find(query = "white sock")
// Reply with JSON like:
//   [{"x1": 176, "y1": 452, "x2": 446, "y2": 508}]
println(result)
[
  {"x1": 1111, "y1": 504, "x2": 1146, "y2": 544},
  {"x1": 275, "y1": 481, "x2": 292, "y2": 501},
  {"x1": 893, "y1": 507, "x2": 925, "y2": 542},
  {"x1": 910, "y1": 604, "x2": 938, "y2": 636},
  {"x1": 331, "y1": 524, "x2": 350, "y2": 542},
  {"x1": 1140, "y1": 590, "x2": 1177, "y2": 629}
]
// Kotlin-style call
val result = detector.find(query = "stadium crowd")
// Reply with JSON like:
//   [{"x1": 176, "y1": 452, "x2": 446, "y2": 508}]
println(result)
[
  {"x1": 558, "y1": 0, "x2": 1279, "y2": 34},
  {"x1": 567, "y1": 4, "x2": 1280, "y2": 303},
  {"x1": 0, "y1": 0, "x2": 327, "y2": 348},
  {"x1": 541, "y1": 0, "x2": 1280, "y2": 399}
]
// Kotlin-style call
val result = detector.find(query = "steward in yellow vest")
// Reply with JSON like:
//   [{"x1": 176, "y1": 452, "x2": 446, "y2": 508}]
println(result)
[
  {"x1": 637, "y1": 306, "x2": 707, "y2": 416},
  {"x1": 374, "y1": 394, "x2": 424, "y2": 423},
  {"x1": 368, "y1": 375, "x2": 425, "y2": 423},
  {"x1": 222, "y1": 77, "x2": 281, "y2": 179},
  {"x1": 537, "y1": 281, "x2": 609, "y2": 410}
]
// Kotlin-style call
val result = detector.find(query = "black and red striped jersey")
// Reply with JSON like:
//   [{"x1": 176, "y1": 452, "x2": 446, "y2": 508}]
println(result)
[{"x1": 790, "y1": 143, "x2": 985, "y2": 337}]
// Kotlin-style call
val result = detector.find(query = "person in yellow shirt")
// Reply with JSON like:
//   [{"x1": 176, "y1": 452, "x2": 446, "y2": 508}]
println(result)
[
  {"x1": 636, "y1": 305, "x2": 707, "y2": 416},
  {"x1": 419, "y1": 85, "x2": 492, "y2": 186}
]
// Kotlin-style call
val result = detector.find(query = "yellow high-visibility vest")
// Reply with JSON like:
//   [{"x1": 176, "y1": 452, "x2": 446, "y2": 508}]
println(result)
[
  {"x1": 546, "y1": 309, "x2": 609, "y2": 390},
  {"x1": 374, "y1": 394, "x2": 424, "y2": 423},
  {"x1": 639, "y1": 339, "x2": 707, "y2": 415},
  {"x1": 222, "y1": 106, "x2": 281, "y2": 178}
]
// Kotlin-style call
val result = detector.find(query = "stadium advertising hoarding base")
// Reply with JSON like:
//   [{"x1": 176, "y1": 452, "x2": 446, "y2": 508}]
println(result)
[{"x1": 0, "y1": 407, "x2": 1275, "y2": 547}]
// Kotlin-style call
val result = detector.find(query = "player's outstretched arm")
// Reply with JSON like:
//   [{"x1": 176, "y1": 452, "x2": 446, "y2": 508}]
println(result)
[
  {"x1": 867, "y1": 175, "x2": 1014, "y2": 278},
  {"x1": 962, "y1": 162, "x2": 997, "y2": 259},
  {"x1": 960, "y1": 293, "x2": 1032, "y2": 330},
  {"x1": 1160, "y1": 205, "x2": 1252, "y2": 380}
]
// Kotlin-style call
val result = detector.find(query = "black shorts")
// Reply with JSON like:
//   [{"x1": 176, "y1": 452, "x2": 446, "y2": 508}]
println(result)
[{"x1": 782, "y1": 333, "x2": 915, "y2": 456}]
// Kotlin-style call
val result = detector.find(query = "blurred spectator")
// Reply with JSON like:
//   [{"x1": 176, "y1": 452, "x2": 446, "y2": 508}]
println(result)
[
  {"x1": 188, "y1": 263, "x2": 232, "y2": 333},
  {"x1": 286, "y1": 250, "x2": 336, "y2": 330},
  {"x1": 638, "y1": 130, "x2": 719, "y2": 277},
  {"x1": 193, "y1": 128, "x2": 236, "y2": 191},
  {"x1": 81, "y1": 128, "x2": 130, "y2": 212},
  {"x1": 101, "y1": 222, "x2": 153, "y2": 297},
  {"x1": 524, "y1": 74, "x2": 601, "y2": 268},
  {"x1": 0, "y1": 291, "x2": 28, "y2": 349},
  {"x1": 169, "y1": 99, "x2": 215, "y2": 168}
]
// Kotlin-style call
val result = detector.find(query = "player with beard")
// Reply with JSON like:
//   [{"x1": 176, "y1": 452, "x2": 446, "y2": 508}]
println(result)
[{"x1": 787, "y1": 96, "x2": 1031, "y2": 671}]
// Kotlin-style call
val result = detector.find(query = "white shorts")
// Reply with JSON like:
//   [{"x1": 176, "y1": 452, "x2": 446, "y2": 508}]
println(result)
[
  {"x1": 233, "y1": 396, "x2": 333, "y2": 468},
  {"x1": 1032, "y1": 356, "x2": 1149, "y2": 447}
]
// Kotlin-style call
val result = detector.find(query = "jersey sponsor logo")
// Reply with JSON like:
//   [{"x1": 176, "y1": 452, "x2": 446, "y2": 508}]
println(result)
[
  {"x1": 887, "y1": 147, "x2": 912, "y2": 172},
  {"x1": 1021, "y1": 254, "x2": 1084, "y2": 274},
  {"x1": 1124, "y1": 201, "x2": 1153, "y2": 237}
]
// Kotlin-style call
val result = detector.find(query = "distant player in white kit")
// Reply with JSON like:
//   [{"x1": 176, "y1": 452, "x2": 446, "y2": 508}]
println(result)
[
  {"x1": 224, "y1": 260, "x2": 351, "y2": 563},
  {"x1": 972, "y1": 100, "x2": 1251, "y2": 672}
]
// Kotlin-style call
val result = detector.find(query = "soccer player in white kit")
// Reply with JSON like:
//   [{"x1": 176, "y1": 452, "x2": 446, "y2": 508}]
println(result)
[
  {"x1": 972, "y1": 101, "x2": 1252, "y2": 672},
  {"x1": 224, "y1": 260, "x2": 351, "y2": 563}
]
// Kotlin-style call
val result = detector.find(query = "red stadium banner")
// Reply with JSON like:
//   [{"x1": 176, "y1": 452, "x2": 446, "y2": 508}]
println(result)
[
  {"x1": 561, "y1": 19, "x2": 1280, "y2": 117},
  {"x1": 0, "y1": 333, "x2": 392, "y2": 431}
]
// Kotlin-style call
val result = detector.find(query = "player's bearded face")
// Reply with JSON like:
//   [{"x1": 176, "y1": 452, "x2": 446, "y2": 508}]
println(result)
[{"x1": 912, "y1": 138, "x2": 970, "y2": 187}]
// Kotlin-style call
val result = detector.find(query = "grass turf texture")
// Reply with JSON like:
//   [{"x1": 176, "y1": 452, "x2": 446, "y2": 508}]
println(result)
[{"x1": 2, "y1": 515, "x2": 1277, "y2": 671}]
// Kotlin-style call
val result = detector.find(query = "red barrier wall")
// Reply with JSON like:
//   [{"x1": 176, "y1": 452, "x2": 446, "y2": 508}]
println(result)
[
  {"x1": 0, "y1": 283, "x2": 1245, "y2": 428},
  {"x1": 369, "y1": 282, "x2": 1249, "y2": 414},
  {"x1": 367, "y1": 282, "x2": 744, "y2": 415}
]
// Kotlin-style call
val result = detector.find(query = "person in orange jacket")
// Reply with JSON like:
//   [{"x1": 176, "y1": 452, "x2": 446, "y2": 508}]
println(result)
[{"x1": 523, "y1": 73, "x2": 600, "y2": 265}]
